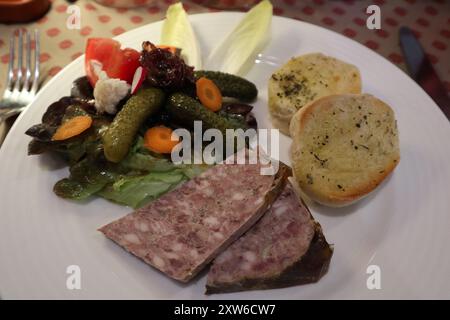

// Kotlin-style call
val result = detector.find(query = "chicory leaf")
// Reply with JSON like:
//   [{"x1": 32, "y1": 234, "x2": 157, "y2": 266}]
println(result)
[
  {"x1": 161, "y1": 2, "x2": 202, "y2": 69},
  {"x1": 205, "y1": 0, "x2": 272, "y2": 76}
]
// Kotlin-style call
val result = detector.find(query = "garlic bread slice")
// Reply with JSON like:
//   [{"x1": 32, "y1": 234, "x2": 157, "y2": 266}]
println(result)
[
  {"x1": 269, "y1": 53, "x2": 361, "y2": 136},
  {"x1": 289, "y1": 94, "x2": 400, "y2": 207}
]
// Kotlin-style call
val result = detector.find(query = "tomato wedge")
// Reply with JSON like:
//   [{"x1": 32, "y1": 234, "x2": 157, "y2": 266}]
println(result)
[{"x1": 85, "y1": 38, "x2": 140, "y2": 87}]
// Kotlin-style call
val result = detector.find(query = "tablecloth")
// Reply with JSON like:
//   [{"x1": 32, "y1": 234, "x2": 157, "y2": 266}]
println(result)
[{"x1": 0, "y1": 0, "x2": 449, "y2": 143}]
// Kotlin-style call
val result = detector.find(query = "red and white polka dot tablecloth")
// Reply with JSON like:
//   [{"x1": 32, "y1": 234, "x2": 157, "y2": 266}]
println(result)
[
  {"x1": 1, "y1": 0, "x2": 449, "y2": 92},
  {"x1": 0, "y1": 0, "x2": 449, "y2": 140}
]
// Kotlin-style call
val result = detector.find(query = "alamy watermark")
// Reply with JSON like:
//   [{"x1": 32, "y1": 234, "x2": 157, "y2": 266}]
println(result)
[
  {"x1": 170, "y1": 121, "x2": 280, "y2": 176},
  {"x1": 66, "y1": 265, "x2": 81, "y2": 290},
  {"x1": 367, "y1": 5, "x2": 381, "y2": 30},
  {"x1": 66, "y1": 5, "x2": 81, "y2": 30},
  {"x1": 366, "y1": 264, "x2": 381, "y2": 290}
]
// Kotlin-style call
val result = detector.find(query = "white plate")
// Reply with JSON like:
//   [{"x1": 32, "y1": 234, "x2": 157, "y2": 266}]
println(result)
[{"x1": 1, "y1": 13, "x2": 450, "y2": 300}]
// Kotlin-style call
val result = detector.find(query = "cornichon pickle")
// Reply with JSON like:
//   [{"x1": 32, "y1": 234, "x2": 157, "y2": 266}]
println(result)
[
  {"x1": 103, "y1": 88, "x2": 165, "y2": 163},
  {"x1": 194, "y1": 71, "x2": 258, "y2": 102},
  {"x1": 166, "y1": 93, "x2": 247, "y2": 133}
]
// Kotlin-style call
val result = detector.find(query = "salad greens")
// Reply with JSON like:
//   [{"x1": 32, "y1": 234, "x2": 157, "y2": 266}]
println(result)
[
  {"x1": 98, "y1": 171, "x2": 185, "y2": 209},
  {"x1": 53, "y1": 134, "x2": 206, "y2": 208},
  {"x1": 27, "y1": 97, "x2": 207, "y2": 209}
]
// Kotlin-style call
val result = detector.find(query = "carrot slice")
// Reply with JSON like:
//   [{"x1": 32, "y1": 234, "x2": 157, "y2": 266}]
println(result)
[
  {"x1": 144, "y1": 126, "x2": 180, "y2": 154},
  {"x1": 156, "y1": 45, "x2": 180, "y2": 55},
  {"x1": 196, "y1": 77, "x2": 222, "y2": 112},
  {"x1": 52, "y1": 115, "x2": 93, "y2": 141}
]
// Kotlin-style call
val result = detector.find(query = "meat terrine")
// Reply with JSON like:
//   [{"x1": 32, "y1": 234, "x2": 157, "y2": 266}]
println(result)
[
  {"x1": 99, "y1": 155, "x2": 290, "y2": 282},
  {"x1": 206, "y1": 182, "x2": 333, "y2": 294}
]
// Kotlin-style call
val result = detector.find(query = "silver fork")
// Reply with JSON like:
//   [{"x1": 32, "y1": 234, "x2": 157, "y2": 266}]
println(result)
[{"x1": 0, "y1": 29, "x2": 40, "y2": 123}]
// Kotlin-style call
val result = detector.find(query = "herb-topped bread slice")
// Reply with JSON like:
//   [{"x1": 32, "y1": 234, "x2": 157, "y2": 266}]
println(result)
[
  {"x1": 268, "y1": 53, "x2": 361, "y2": 136},
  {"x1": 289, "y1": 94, "x2": 400, "y2": 207}
]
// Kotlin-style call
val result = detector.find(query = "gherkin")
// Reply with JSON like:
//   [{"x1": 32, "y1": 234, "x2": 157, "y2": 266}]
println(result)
[
  {"x1": 194, "y1": 71, "x2": 258, "y2": 102},
  {"x1": 103, "y1": 88, "x2": 165, "y2": 163},
  {"x1": 166, "y1": 93, "x2": 247, "y2": 133}
]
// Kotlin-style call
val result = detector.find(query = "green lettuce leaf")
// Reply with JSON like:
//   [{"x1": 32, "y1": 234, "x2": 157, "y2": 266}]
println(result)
[
  {"x1": 54, "y1": 136, "x2": 209, "y2": 208},
  {"x1": 98, "y1": 170, "x2": 187, "y2": 208},
  {"x1": 99, "y1": 137, "x2": 208, "y2": 208},
  {"x1": 119, "y1": 136, "x2": 176, "y2": 172}
]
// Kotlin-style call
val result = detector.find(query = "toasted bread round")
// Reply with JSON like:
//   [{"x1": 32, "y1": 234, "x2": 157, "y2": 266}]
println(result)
[
  {"x1": 269, "y1": 53, "x2": 361, "y2": 136},
  {"x1": 289, "y1": 94, "x2": 400, "y2": 207}
]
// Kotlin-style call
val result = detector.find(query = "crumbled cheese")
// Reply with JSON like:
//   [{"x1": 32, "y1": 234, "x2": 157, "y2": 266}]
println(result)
[
  {"x1": 94, "y1": 78, "x2": 130, "y2": 114},
  {"x1": 91, "y1": 60, "x2": 130, "y2": 115}
]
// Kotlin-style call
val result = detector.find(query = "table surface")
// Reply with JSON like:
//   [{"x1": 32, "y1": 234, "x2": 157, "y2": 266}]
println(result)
[{"x1": 0, "y1": 0, "x2": 449, "y2": 143}]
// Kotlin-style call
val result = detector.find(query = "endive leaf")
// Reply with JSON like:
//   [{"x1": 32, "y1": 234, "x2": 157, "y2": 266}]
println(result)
[
  {"x1": 161, "y1": 2, "x2": 202, "y2": 69},
  {"x1": 205, "y1": 0, "x2": 273, "y2": 76}
]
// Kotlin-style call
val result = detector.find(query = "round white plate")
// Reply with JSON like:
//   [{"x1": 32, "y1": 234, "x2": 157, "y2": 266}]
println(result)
[{"x1": 1, "y1": 13, "x2": 450, "y2": 299}]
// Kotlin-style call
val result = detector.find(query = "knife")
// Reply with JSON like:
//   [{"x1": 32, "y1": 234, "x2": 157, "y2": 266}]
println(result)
[{"x1": 399, "y1": 26, "x2": 450, "y2": 120}]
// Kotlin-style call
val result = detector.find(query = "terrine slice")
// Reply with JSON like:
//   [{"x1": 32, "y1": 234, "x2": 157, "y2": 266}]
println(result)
[
  {"x1": 206, "y1": 182, "x2": 333, "y2": 294},
  {"x1": 99, "y1": 155, "x2": 290, "y2": 282}
]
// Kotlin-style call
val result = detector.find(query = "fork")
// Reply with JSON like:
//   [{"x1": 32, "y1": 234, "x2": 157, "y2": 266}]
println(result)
[{"x1": 0, "y1": 29, "x2": 40, "y2": 123}]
